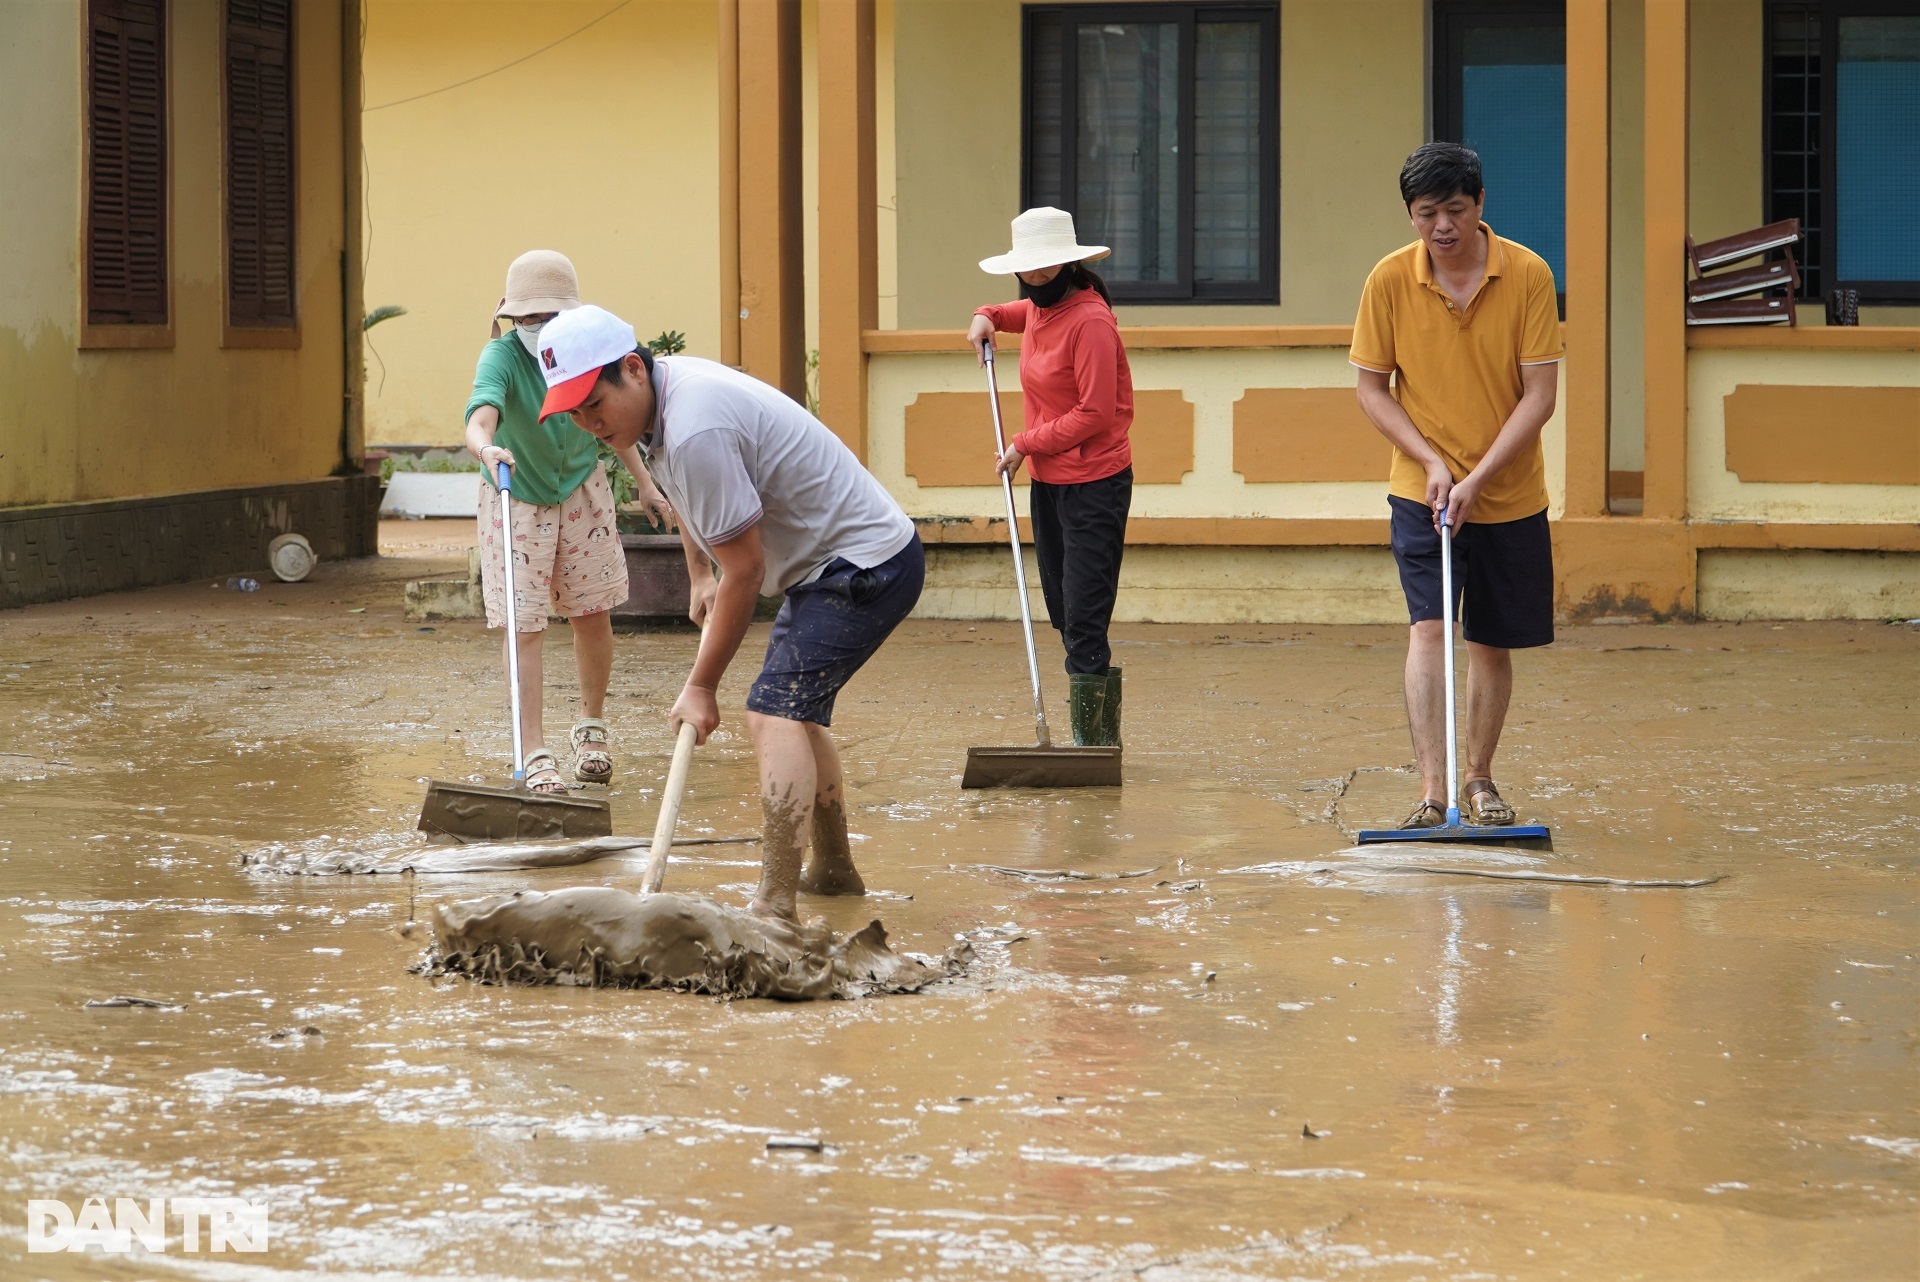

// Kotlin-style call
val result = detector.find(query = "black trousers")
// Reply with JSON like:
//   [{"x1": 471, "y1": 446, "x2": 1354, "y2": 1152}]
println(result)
[{"x1": 1029, "y1": 466, "x2": 1132, "y2": 675}]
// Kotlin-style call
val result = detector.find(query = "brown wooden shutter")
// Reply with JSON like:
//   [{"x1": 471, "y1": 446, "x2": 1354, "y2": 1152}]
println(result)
[
  {"x1": 226, "y1": 0, "x2": 297, "y2": 328},
  {"x1": 86, "y1": 0, "x2": 168, "y2": 326}
]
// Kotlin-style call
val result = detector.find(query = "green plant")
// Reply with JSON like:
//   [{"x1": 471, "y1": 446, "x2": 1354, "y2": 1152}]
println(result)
[
  {"x1": 593, "y1": 330, "x2": 687, "y2": 516},
  {"x1": 363, "y1": 306, "x2": 408, "y2": 396},
  {"x1": 379, "y1": 453, "x2": 482, "y2": 484},
  {"x1": 598, "y1": 442, "x2": 640, "y2": 509}
]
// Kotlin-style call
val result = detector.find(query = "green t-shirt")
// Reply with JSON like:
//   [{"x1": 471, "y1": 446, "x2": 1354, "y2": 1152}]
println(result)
[{"x1": 464, "y1": 333, "x2": 600, "y2": 507}]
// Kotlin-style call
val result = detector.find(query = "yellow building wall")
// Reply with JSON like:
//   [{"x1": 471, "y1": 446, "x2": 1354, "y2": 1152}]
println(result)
[
  {"x1": 1689, "y1": 0, "x2": 1765, "y2": 248},
  {"x1": 919, "y1": 543, "x2": 1406, "y2": 624},
  {"x1": 360, "y1": 0, "x2": 720, "y2": 446},
  {"x1": 868, "y1": 347, "x2": 1568, "y2": 522},
  {"x1": 0, "y1": 0, "x2": 351, "y2": 508},
  {"x1": 1687, "y1": 348, "x2": 1920, "y2": 523},
  {"x1": 891, "y1": 0, "x2": 1424, "y2": 331},
  {"x1": 1698, "y1": 550, "x2": 1920, "y2": 621}
]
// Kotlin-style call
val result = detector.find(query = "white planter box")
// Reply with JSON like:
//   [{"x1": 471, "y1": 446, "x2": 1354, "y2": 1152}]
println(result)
[{"x1": 380, "y1": 472, "x2": 482, "y2": 519}]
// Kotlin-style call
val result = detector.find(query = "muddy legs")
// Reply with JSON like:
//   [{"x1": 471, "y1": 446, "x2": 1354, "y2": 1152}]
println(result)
[
  {"x1": 746, "y1": 714, "x2": 866, "y2": 921},
  {"x1": 752, "y1": 784, "x2": 808, "y2": 922},
  {"x1": 798, "y1": 725, "x2": 865, "y2": 897}
]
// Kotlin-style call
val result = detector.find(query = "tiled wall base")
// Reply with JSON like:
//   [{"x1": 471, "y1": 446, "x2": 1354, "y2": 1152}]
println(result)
[{"x1": 0, "y1": 477, "x2": 382, "y2": 608}]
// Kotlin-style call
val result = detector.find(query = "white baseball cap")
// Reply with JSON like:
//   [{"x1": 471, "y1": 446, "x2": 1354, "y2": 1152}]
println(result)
[{"x1": 536, "y1": 304, "x2": 639, "y2": 420}]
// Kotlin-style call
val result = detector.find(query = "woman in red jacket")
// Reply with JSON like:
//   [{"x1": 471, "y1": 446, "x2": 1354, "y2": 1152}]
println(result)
[{"x1": 967, "y1": 207, "x2": 1134, "y2": 747}]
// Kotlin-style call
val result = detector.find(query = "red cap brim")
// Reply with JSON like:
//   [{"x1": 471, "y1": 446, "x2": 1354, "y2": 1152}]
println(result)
[{"x1": 539, "y1": 368, "x2": 601, "y2": 421}]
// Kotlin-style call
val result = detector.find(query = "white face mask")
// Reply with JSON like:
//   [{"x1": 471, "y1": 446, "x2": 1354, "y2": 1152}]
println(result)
[{"x1": 515, "y1": 322, "x2": 543, "y2": 357}]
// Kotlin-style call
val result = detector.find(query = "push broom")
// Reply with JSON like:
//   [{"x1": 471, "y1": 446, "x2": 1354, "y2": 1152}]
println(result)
[
  {"x1": 1356, "y1": 508, "x2": 1552, "y2": 851},
  {"x1": 961, "y1": 345, "x2": 1122, "y2": 790},
  {"x1": 417, "y1": 463, "x2": 613, "y2": 843}
]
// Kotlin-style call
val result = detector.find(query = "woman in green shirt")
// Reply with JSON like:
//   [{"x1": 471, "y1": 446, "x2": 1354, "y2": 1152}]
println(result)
[{"x1": 464, "y1": 250, "x2": 670, "y2": 793}]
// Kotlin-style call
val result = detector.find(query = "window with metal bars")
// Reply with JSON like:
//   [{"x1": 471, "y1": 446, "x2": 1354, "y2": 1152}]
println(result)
[
  {"x1": 1767, "y1": 0, "x2": 1920, "y2": 303},
  {"x1": 1767, "y1": 2, "x2": 1825, "y2": 298},
  {"x1": 226, "y1": 0, "x2": 298, "y2": 329},
  {"x1": 85, "y1": 0, "x2": 169, "y2": 328},
  {"x1": 1023, "y1": 4, "x2": 1278, "y2": 304}
]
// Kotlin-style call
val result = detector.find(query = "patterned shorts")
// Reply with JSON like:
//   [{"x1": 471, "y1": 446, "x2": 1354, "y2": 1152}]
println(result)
[{"x1": 476, "y1": 466, "x2": 628, "y2": 632}]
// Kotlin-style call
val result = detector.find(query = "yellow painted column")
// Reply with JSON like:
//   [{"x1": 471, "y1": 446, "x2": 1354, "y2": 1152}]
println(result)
[
  {"x1": 718, "y1": 0, "x2": 741, "y2": 369},
  {"x1": 737, "y1": 0, "x2": 806, "y2": 403},
  {"x1": 1642, "y1": 0, "x2": 1689, "y2": 522},
  {"x1": 341, "y1": 0, "x2": 366, "y2": 468},
  {"x1": 1563, "y1": 0, "x2": 1610, "y2": 518},
  {"x1": 816, "y1": 0, "x2": 877, "y2": 458}
]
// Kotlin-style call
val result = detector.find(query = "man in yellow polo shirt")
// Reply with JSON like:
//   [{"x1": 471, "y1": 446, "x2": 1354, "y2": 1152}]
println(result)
[{"x1": 1351, "y1": 142, "x2": 1562, "y2": 831}]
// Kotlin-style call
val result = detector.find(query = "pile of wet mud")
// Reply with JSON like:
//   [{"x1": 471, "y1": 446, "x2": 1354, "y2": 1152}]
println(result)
[{"x1": 420, "y1": 886, "x2": 972, "y2": 1001}]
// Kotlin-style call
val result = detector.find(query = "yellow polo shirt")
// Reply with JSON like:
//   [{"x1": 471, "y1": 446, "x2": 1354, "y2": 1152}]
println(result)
[{"x1": 1350, "y1": 225, "x2": 1562, "y2": 524}]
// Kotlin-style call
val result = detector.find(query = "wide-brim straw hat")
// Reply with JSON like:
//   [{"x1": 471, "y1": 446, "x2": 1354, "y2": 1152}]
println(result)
[
  {"x1": 978, "y1": 207, "x2": 1110, "y2": 275},
  {"x1": 494, "y1": 249, "x2": 582, "y2": 319}
]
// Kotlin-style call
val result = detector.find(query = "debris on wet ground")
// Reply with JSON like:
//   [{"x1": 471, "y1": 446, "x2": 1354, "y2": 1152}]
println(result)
[
  {"x1": 84, "y1": 995, "x2": 184, "y2": 1010},
  {"x1": 765, "y1": 1135, "x2": 825, "y2": 1152},
  {"x1": 242, "y1": 833, "x2": 758, "y2": 875},
  {"x1": 1225, "y1": 858, "x2": 1723, "y2": 889},
  {"x1": 422, "y1": 887, "x2": 972, "y2": 1000},
  {"x1": 973, "y1": 865, "x2": 1158, "y2": 882},
  {"x1": 1851, "y1": 1135, "x2": 1920, "y2": 1158},
  {"x1": 1301, "y1": 1123, "x2": 1331, "y2": 1139},
  {"x1": 267, "y1": 1024, "x2": 323, "y2": 1040},
  {"x1": 0, "y1": 752, "x2": 76, "y2": 779}
]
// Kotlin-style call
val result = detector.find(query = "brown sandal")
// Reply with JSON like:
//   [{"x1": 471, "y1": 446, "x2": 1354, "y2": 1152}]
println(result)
[
  {"x1": 1461, "y1": 779, "x2": 1516, "y2": 826},
  {"x1": 1399, "y1": 799, "x2": 1446, "y2": 830}
]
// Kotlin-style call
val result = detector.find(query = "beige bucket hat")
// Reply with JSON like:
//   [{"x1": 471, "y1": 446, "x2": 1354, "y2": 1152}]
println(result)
[
  {"x1": 978, "y1": 207, "x2": 1110, "y2": 275},
  {"x1": 494, "y1": 249, "x2": 582, "y2": 321}
]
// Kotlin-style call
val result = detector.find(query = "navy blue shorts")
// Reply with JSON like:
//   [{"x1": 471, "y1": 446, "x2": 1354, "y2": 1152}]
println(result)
[
  {"x1": 1388, "y1": 496, "x2": 1554, "y2": 649},
  {"x1": 745, "y1": 538, "x2": 925, "y2": 726}
]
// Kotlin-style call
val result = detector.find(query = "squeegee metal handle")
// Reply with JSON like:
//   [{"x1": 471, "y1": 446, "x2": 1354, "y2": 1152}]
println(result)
[
  {"x1": 640, "y1": 721, "x2": 699, "y2": 895},
  {"x1": 497, "y1": 461, "x2": 525, "y2": 780},
  {"x1": 985, "y1": 347, "x2": 1053, "y2": 748},
  {"x1": 1440, "y1": 507, "x2": 1459, "y2": 826}
]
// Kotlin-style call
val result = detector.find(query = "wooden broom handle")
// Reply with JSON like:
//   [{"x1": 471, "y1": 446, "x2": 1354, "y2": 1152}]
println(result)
[{"x1": 640, "y1": 721, "x2": 699, "y2": 894}]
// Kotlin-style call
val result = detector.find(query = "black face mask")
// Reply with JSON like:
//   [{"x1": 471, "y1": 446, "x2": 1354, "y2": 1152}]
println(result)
[{"x1": 1019, "y1": 266, "x2": 1077, "y2": 309}]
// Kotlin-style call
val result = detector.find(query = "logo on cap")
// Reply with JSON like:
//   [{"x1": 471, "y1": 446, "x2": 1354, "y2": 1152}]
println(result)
[{"x1": 541, "y1": 347, "x2": 559, "y2": 371}]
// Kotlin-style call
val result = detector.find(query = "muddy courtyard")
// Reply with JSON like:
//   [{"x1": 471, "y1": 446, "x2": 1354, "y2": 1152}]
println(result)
[{"x1": 0, "y1": 540, "x2": 1914, "y2": 1280}]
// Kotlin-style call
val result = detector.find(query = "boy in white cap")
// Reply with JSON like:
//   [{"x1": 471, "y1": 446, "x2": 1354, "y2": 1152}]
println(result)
[
  {"x1": 534, "y1": 305, "x2": 923, "y2": 923},
  {"x1": 465, "y1": 251, "x2": 671, "y2": 794}
]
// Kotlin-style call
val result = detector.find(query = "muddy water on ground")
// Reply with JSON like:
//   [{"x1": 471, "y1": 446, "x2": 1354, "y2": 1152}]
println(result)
[{"x1": 0, "y1": 556, "x2": 1914, "y2": 1279}]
